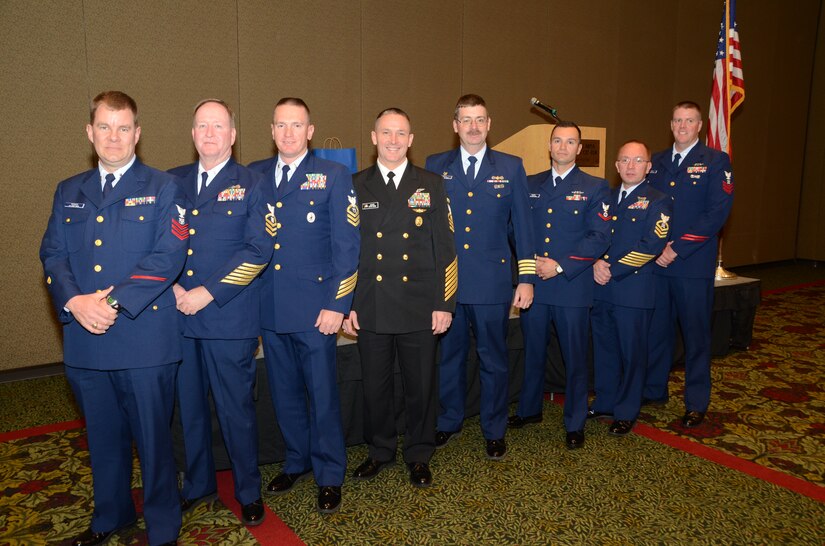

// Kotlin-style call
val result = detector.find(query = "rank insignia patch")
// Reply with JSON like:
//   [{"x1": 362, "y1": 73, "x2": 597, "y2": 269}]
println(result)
[
  {"x1": 300, "y1": 173, "x2": 327, "y2": 190},
  {"x1": 347, "y1": 192, "x2": 360, "y2": 227},
  {"x1": 655, "y1": 213, "x2": 670, "y2": 239},
  {"x1": 266, "y1": 204, "x2": 277, "y2": 237},
  {"x1": 408, "y1": 189, "x2": 431, "y2": 212},
  {"x1": 125, "y1": 196, "x2": 156, "y2": 207},
  {"x1": 722, "y1": 170, "x2": 734, "y2": 195},
  {"x1": 217, "y1": 185, "x2": 245, "y2": 202},
  {"x1": 598, "y1": 202, "x2": 611, "y2": 221},
  {"x1": 220, "y1": 262, "x2": 266, "y2": 286},
  {"x1": 172, "y1": 204, "x2": 188, "y2": 240}
]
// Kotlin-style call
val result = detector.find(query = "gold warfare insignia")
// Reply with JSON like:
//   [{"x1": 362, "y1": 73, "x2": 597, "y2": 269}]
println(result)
[
  {"x1": 445, "y1": 256, "x2": 458, "y2": 302},
  {"x1": 220, "y1": 262, "x2": 266, "y2": 285},
  {"x1": 347, "y1": 192, "x2": 360, "y2": 227},
  {"x1": 655, "y1": 213, "x2": 670, "y2": 239},
  {"x1": 518, "y1": 258, "x2": 537, "y2": 276},
  {"x1": 618, "y1": 251, "x2": 656, "y2": 267},
  {"x1": 336, "y1": 271, "x2": 358, "y2": 299},
  {"x1": 266, "y1": 204, "x2": 277, "y2": 237}
]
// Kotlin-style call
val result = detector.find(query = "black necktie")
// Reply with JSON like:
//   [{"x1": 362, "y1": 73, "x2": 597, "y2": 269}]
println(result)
[
  {"x1": 102, "y1": 173, "x2": 115, "y2": 199},
  {"x1": 672, "y1": 153, "x2": 681, "y2": 170},
  {"x1": 278, "y1": 164, "x2": 290, "y2": 198},
  {"x1": 619, "y1": 190, "x2": 627, "y2": 204},
  {"x1": 467, "y1": 156, "x2": 477, "y2": 183},
  {"x1": 554, "y1": 175, "x2": 562, "y2": 188},
  {"x1": 198, "y1": 171, "x2": 208, "y2": 195},
  {"x1": 387, "y1": 171, "x2": 396, "y2": 190}
]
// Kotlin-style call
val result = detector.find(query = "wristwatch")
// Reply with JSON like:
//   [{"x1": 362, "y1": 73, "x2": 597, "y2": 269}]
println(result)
[
  {"x1": 106, "y1": 295, "x2": 120, "y2": 310},
  {"x1": 555, "y1": 264, "x2": 564, "y2": 275}
]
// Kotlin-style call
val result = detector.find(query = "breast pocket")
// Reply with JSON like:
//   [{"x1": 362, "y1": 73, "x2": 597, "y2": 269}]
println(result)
[
  {"x1": 121, "y1": 206, "x2": 157, "y2": 252},
  {"x1": 483, "y1": 181, "x2": 512, "y2": 201},
  {"x1": 64, "y1": 209, "x2": 90, "y2": 253},
  {"x1": 296, "y1": 187, "x2": 331, "y2": 207},
  {"x1": 211, "y1": 200, "x2": 248, "y2": 240}
]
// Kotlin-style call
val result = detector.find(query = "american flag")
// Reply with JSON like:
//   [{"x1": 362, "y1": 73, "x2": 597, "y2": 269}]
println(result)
[{"x1": 707, "y1": 0, "x2": 744, "y2": 155}]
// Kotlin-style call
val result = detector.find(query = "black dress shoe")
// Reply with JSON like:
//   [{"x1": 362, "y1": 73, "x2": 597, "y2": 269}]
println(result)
[
  {"x1": 352, "y1": 457, "x2": 394, "y2": 480},
  {"x1": 407, "y1": 462, "x2": 432, "y2": 488},
  {"x1": 265, "y1": 470, "x2": 312, "y2": 495},
  {"x1": 434, "y1": 429, "x2": 462, "y2": 448},
  {"x1": 241, "y1": 498, "x2": 265, "y2": 526},
  {"x1": 586, "y1": 408, "x2": 612, "y2": 419},
  {"x1": 641, "y1": 396, "x2": 668, "y2": 406},
  {"x1": 180, "y1": 491, "x2": 217, "y2": 514},
  {"x1": 72, "y1": 529, "x2": 114, "y2": 546},
  {"x1": 317, "y1": 486, "x2": 342, "y2": 514},
  {"x1": 507, "y1": 413, "x2": 542, "y2": 429},
  {"x1": 682, "y1": 410, "x2": 706, "y2": 428},
  {"x1": 608, "y1": 420, "x2": 635, "y2": 437},
  {"x1": 565, "y1": 430, "x2": 585, "y2": 449},
  {"x1": 157, "y1": 542, "x2": 178, "y2": 546},
  {"x1": 485, "y1": 439, "x2": 507, "y2": 460}
]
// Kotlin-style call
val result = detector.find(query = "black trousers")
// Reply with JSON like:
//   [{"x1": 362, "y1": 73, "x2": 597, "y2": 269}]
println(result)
[{"x1": 357, "y1": 328, "x2": 438, "y2": 464}]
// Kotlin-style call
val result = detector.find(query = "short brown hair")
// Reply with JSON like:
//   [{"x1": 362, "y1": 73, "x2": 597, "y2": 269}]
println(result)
[
  {"x1": 551, "y1": 120, "x2": 581, "y2": 141},
  {"x1": 90, "y1": 90, "x2": 138, "y2": 126},
  {"x1": 275, "y1": 97, "x2": 311, "y2": 120},
  {"x1": 376, "y1": 107, "x2": 411, "y2": 124},
  {"x1": 193, "y1": 98, "x2": 236, "y2": 127},
  {"x1": 454, "y1": 94, "x2": 487, "y2": 118},
  {"x1": 673, "y1": 101, "x2": 702, "y2": 115}
]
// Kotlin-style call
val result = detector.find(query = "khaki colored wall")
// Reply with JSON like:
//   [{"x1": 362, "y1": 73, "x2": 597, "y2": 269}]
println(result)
[{"x1": 1, "y1": 0, "x2": 820, "y2": 370}]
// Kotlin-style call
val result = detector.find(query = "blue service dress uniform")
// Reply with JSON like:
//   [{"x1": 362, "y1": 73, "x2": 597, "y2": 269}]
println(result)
[
  {"x1": 645, "y1": 142, "x2": 734, "y2": 413},
  {"x1": 516, "y1": 166, "x2": 611, "y2": 433},
  {"x1": 425, "y1": 149, "x2": 535, "y2": 441},
  {"x1": 40, "y1": 160, "x2": 187, "y2": 545},
  {"x1": 247, "y1": 153, "x2": 359, "y2": 487},
  {"x1": 168, "y1": 158, "x2": 274, "y2": 506},
  {"x1": 351, "y1": 163, "x2": 457, "y2": 464},
  {"x1": 590, "y1": 182, "x2": 672, "y2": 421}
]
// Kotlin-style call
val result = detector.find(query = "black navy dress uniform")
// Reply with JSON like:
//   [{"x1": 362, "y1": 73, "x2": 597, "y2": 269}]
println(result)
[
  {"x1": 168, "y1": 158, "x2": 274, "y2": 507},
  {"x1": 425, "y1": 148, "x2": 535, "y2": 441},
  {"x1": 516, "y1": 165, "x2": 611, "y2": 434},
  {"x1": 247, "y1": 153, "x2": 359, "y2": 488},
  {"x1": 645, "y1": 142, "x2": 734, "y2": 413},
  {"x1": 351, "y1": 162, "x2": 457, "y2": 465},
  {"x1": 591, "y1": 181, "x2": 673, "y2": 421},
  {"x1": 40, "y1": 159, "x2": 188, "y2": 545}
]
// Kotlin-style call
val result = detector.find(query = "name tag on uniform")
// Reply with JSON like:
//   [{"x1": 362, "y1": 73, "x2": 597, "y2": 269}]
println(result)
[
  {"x1": 362, "y1": 202, "x2": 379, "y2": 210},
  {"x1": 529, "y1": 193, "x2": 541, "y2": 199},
  {"x1": 64, "y1": 202, "x2": 85, "y2": 209}
]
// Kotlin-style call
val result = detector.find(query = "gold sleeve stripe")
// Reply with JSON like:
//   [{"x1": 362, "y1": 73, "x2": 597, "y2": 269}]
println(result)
[
  {"x1": 617, "y1": 252, "x2": 655, "y2": 268},
  {"x1": 448, "y1": 212, "x2": 454, "y2": 233},
  {"x1": 518, "y1": 258, "x2": 537, "y2": 275},
  {"x1": 336, "y1": 271, "x2": 358, "y2": 299},
  {"x1": 220, "y1": 262, "x2": 267, "y2": 285},
  {"x1": 444, "y1": 257, "x2": 458, "y2": 301}
]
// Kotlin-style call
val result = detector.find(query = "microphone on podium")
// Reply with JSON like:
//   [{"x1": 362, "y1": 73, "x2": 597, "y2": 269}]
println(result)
[{"x1": 530, "y1": 97, "x2": 562, "y2": 122}]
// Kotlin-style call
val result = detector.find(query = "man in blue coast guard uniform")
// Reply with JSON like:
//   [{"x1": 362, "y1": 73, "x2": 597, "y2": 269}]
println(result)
[
  {"x1": 168, "y1": 99, "x2": 273, "y2": 525},
  {"x1": 40, "y1": 91, "x2": 185, "y2": 546},
  {"x1": 511, "y1": 121, "x2": 611, "y2": 450},
  {"x1": 590, "y1": 140, "x2": 672, "y2": 437},
  {"x1": 247, "y1": 97, "x2": 359, "y2": 514},
  {"x1": 644, "y1": 101, "x2": 734, "y2": 427},
  {"x1": 425, "y1": 94, "x2": 535, "y2": 461}
]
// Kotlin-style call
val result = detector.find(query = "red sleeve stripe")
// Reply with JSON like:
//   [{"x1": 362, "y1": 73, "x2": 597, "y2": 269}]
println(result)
[
  {"x1": 130, "y1": 275, "x2": 167, "y2": 281},
  {"x1": 681, "y1": 234, "x2": 709, "y2": 242},
  {"x1": 569, "y1": 256, "x2": 594, "y2": 261}
]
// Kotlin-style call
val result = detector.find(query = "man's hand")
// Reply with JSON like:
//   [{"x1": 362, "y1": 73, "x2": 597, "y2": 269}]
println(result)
[
  {"x1": 593, "y1": 259, "x2": 611, "y2": 285},
  {"x1": 342, "y1": 310, "x2": 360, "y2": 337},
  {"x1": 536, "y1": 257, "x2": 560, "y2": 280},
  {"x1": 432, "y1": 311, "x2": 452, "y2": 335},
  {"x1": 655, "y1": 241, "x2": 678, "y2": 267},
  {"x1": 512, "y1": 283, "x2": 534, "y2": 309},
  {"x1": 66, "y1": 286, "x2": 118, "y2": 334},
  {"x1": 177, "y1": 286, "x2": 214, "y2": 315},
  {"x1": 316, "y1": 309, "x2": 345, "y2": 335},
  {"x1": 172, "y1": 283, "x2": 186, "y2": 303}
]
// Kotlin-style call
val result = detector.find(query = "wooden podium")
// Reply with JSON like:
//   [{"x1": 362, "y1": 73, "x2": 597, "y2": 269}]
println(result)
[{"x1": 493, "y1": 124, "x2": 607, "y2": 178}]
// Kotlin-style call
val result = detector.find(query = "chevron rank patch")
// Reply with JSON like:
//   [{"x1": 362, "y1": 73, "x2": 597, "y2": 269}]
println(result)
[
  {"x1": 266, "y1": 204, "x2": 277, "y2": 237},
  {"x1": 172, "y1": 205, "x2": 188, "y2": 240},
  {"x1": 336, "y1": 271, "x2": 358, "y2": 299},
  {"x1": 220, "y1": 262, "x2": 266, "y2": 285},
  {"x1": 655, "y1": 213, "x2": 670, "y2": 239},
  {"x1": 347, "y1": 191, "x2": 360, "y2": 227},
  {"x1": 598, "y1": 202, "x2": 611, "y2": 221},
  {"x1": 722, "y1": 170, "x2": 734, "y2": 195},
  {"x1": 445, "y1": 257, "x2": 458, "y2": 302}
]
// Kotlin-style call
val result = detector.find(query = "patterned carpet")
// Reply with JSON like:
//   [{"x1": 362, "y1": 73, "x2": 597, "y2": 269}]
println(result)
[{"x1": 1, "y1": 282, "x2": 824, "y2": 544}]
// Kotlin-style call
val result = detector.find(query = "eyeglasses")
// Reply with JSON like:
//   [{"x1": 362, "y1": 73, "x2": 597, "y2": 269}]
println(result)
[
  {"x1": 456, "y1": 116, "x2": 488, "y2": 126},
  {"x1": 617, "y1": 157, "x2": 650, "y2": 165}
]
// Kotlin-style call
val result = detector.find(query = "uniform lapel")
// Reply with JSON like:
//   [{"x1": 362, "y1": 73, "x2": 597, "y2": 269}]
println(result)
[
  {"x1": 80, "y1": 170, "x2": 102, "y2": 209},
  {"x1": 362, "y1": 165, "x2": 393, "y2": 226}
]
